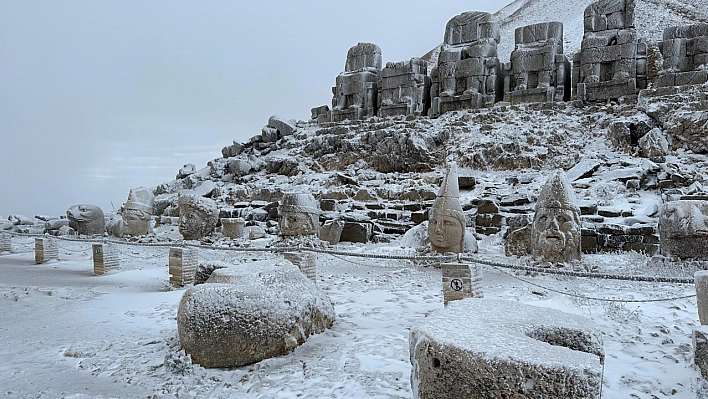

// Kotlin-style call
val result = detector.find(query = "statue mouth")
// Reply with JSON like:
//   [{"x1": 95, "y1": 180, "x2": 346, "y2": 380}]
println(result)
[{"x1": 544, "y1": 234, "x2": 562, "y2": 242}]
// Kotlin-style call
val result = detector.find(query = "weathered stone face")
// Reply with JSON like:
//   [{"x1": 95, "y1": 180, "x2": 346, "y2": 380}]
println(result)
[
  {"x1": 121, "y1": 187, "x2": 154, "y2": 237},
  {"x1": 66, "y1": 204, "x2": 106, "y2": 236},
  {"x1": 178, "y1": 194, "x2": 219, "y2": 240},
  {"x1": 531, "y1": 172, "x2": 581, "y2": 262},
  {"x1": 278, "y1": 193, "x2": 320, "y2": 236},
  {"x1": 659, "y1": 200, "x2": 708, "y2": 258},
  {"x1": 428, "y1": 163, "x2": 465, "y2": 254}
]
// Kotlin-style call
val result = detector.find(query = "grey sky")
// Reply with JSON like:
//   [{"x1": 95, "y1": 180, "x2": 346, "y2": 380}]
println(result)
[{"x1": 0, "y1": 0, "x2": 503, "y2": 217}]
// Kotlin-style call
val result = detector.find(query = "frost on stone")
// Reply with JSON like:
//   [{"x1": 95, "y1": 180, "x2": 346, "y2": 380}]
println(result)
[
  {"x1": 177, "y1": 260, "x2": 335, "y2": 368},
  {"x1": 410, "y1": 298, "x2": 603, "y2": 399}
]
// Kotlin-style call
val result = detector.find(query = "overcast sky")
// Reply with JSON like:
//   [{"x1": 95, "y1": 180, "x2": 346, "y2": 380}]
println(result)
[{"x1": 1, "y1": 0, "x2": 503, "y2": 217}]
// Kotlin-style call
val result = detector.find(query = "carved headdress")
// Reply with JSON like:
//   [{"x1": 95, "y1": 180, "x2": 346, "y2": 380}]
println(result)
[
  {"x1": 535, "y1": 171, "x2": 579, "y2": 213},
  {"x1": 124, "y1": 187, "x2": 154, "y2": 214},
  {"x1": 429, "y1": 162, "x2": 466, "y2": 254},
  {"x1": 278, "y1": 193, "x2": 320, "y2": 215}
]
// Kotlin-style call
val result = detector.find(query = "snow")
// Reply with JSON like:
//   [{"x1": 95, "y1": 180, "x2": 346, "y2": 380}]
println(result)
[{"x1": 0, "y1": 235, "x2": 705, "y2": 398}]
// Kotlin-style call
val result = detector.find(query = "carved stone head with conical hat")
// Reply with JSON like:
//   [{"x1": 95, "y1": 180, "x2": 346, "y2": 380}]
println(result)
[
  {"x1": 428, "y1": 162, "x2": 466, "y2": 254},
  {"x1": 531, "y1": 171, "x2": 581, "y2": 262},
  {"x1": 122, "y1": 187, "x2": 154, "y2": 236}
]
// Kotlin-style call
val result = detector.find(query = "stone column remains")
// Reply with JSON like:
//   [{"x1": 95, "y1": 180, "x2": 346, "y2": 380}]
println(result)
[
  {"x1": 283, "y1": 252, "x2": 317, "y2": 282},
  {"x1": 696, "y1": 270, "x2": 708, "y2": 325},
  {"x1": 35, "y1": 237, "x2": 58, "y2": 264},
  {"x1": 92, "y1": 243, "x2": 120, "y2": 275},
  {"x1": 0, "y1": 232, "x2": 11, "y2": 253},
  {"x1": 441, "y1": 263, "x2": 483, "y2": 305},
  {"x1": 169, "y1": 247, "x2": 198, "y2": 287},
  {"x1": 221, "y1": 218, "x2": 246, "y2": 239}
]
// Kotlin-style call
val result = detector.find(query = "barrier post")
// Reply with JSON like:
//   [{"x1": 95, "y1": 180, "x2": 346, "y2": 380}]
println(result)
[
  {"x1": 0, "y1": 232, "x2": 11, "y2": 253},
  {"x1": 283, "y1": 252, "x2": 317, "y2": 282},
  {"x1": 441, "y1": 262, "x2": 483, "y2": 305},
  {"x1": 92, "y1": 243, "x2": 120, "y2": 275},
  {"x1": 169, "y1": 247, "x2": 198, "y2": 287},
  {"x1": 35, "y1": 237, "x2": 58, "y2": 264}
]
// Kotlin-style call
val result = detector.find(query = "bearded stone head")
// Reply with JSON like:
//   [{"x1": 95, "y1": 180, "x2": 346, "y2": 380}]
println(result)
[
  {"x1": 531, "y1": 172, "x2": 581, "y2": 262},
  {"x1": 428, "y1": 162, "x2": 466, "y2": 254},
  {"x1": 67, "y1": 204, "x2": 106, "y2": 236}
]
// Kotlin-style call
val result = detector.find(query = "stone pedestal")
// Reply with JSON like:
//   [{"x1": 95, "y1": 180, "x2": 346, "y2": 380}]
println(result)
[
  {"x1": 169, "y1": 247, "x2": 198, "y2": 287},
  {"x1": 283, "y1": 252, "x2": 317, "y2": 282},
  {"x1": 694, "y1": 326, "x2": 708, "y2": 380},
  {"x1": 0, "y1": 233, "x2": 11, "y2": 253},
  {"x1": 92, "y1": 243, "x2": 120, "y2": 275},
  {"x1": 221, "y1": 218, "x2": 246, "y2": 239},
  {"x1": 696, "y1": 271, "x2": 708, "y2": 325},
  {"x1": 35, "y1": 237, "x2": 58, "y2": 264},
  {"x1": 441, "y1": 263, "x2": 483, "y2": 305}
]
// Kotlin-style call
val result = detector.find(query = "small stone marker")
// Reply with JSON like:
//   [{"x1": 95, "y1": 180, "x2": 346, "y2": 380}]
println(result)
[
  {"x1": 169, "y1": 247, "x2": 198, "y2": 287},
  {"x1": 441, "y1": 263, "x2": 483, "y2": 305},
  {"x1": 35, "y1": 237, "x2": 58, "y2": 264},
  {"x1": 92, "y1": 243, "x2": 120, "y2": 275},
  {"x1": 696, "y1": 271, "x2": 708, "y2": 325},
  {"x1": 283, "y1": 252, "x2": 317, "y2": 282},
  {"x1": 0, "y1": 232, "x2": 11, "y2": 253},
  {"x1": 694, "y1": 326, "x2": 708, "y2": 380}
]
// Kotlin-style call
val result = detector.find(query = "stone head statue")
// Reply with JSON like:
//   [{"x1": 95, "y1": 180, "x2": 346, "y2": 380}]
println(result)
[
  {"x1": 531, "y1": 171, "x2": 581, "y2": 262},
  {"x1": 278, "y1": 193, "x2": 320, "y2": 236},
  {"x1": 67, "y1": 204, "x2": 106, "y2": 236},
  {"x1": 659, "y1": 200, "x2": 708, "y2": 258},
  {"x1": 428, "y1": 162, "x2": 466, "y2": 254},
  {"x1": 444, "y1": 11, "x2": 499, "y2": 46},
  {"x1": 122, "y1": 187, "x2": 154, "y2": 236},
  {"x1": 178, "y1": 194, "x2": 219, "y2": 240},
  {"x1": 345, "y1": 42, "x2": 382, "y2": 72}
]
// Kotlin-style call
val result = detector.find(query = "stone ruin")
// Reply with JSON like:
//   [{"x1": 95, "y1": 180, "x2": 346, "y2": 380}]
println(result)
[
  {"x1": 656, "y1": 23, "x2": 708, "y2": 87},
  {"x1": 410, "y1": 298, "x2": 604, "y2": 399},
  {"x1": 178, "y1": 194, "x2": 219, "y2": 241},
  {"x1": 428, "y1": 162, "x2": 465, "y2": 254},
  {"x1": 532, "y1": 171, "x2": 582, "y2": 262},
  {"x1": 658, "y1": 200, "x2": 708, "y2": 259},
  {"x1": 429, "y1": 12, "x2": 501, "y2": 117},
  {"x1": 378, "y1": 58, "x2": 430, "y2": 117},
  {"x1": 278, "y1": 192, "x2": 320, "y2": 237},
  {"x1": 505, "y1": 21, "x2": 570, "y2": 103},
  {"x1": 573, "y1": 0, "x2": 647, "y2": 101},
  {"x1": 121, "y1": 187, "x2": 154, "y2": 237},
  {"x1": 66, "y1": 204, "x2": 106, "y2": 236},
  {"x1": 331, "y1": 42, "x2": 382, "y2": 122}
]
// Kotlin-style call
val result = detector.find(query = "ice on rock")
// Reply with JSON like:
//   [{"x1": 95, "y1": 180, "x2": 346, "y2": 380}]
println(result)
[
  {"x1": 410, "y1": 298, "x2": 604, "y2": 399},
  {"x1": 177, "y1": 260, "x2": 334, "y2": 368}
]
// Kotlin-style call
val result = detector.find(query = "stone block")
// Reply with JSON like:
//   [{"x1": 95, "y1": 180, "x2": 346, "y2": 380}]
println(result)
[
  {"x1": 221, "y1": 218, "x2": 246, "y2": 239},
  {"x1": 92, "y1": 243, "x2": 120, "y2": 275},
  {"x1": 477, "y1": 199, "x2": 499, "y2": 214},
  {"x1": 410, "y1": 298, "x2": 604, "y2": 399},
  {"x1": 318, "y1": 220, "x2": 344, "y2": 245},
  {"x1": 169, "y1": 247, "x2": 198, "y2": 287},
  {"x1": 283, "y1": 252, "x2": 317, "y2": 282},
  {"x1": 34, "y1": 237, "x2": 58, "y2": 264},
  {"x1": 340, "y1": 222, "x2": 371, "y2": 243},
  {"x1": 694, "y1": 326, "x2": 708, "y2": 380},
  {"x1": 0, "y1": 232, "x2": 11, "y2": 253},
  {"x1": 441, "y1": 263, "x2": 483, "y2": 305}
]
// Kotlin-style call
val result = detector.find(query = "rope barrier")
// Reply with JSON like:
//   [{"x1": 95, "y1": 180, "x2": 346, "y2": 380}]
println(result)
[{"x1": 1, "y1": 230, "x2": 698, "y2": 284}]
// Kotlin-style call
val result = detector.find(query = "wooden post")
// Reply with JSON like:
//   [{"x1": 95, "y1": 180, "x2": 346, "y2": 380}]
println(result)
[
  {"x1": 35, "y1": 237, "x2": 58, "y2": 264},
  {"x1": 283, "y1": 252, "x2": 317, "y2": 282},
  {"x1": 441, "y1": 263, "x2": 483, "y2": 305},
  {"x1": 169, "y1": 247, "x2": 198, "y2": 287},
  {"x1": 92, "y1": 243, "x2": 120, "y2": 275}
]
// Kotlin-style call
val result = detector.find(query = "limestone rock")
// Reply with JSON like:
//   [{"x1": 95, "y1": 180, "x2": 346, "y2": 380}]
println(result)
[
  {"x1": 340, "y1": 222, "x2": 371, "y2": 243},
  {"x1": 177, "y1": 260, "x2": 335, "y2": 368},
  {"x1": 638, "y1": 128, "x2": 669, "y2": 161},
  {"x1": 505, "y1": 225, "x2": 532, "y2": 257},
  {"x1": 318, "y1": 220, "x2": 344, "y2": 245},
  {"x1": 178, "y1": 194, "x2": 219, "y2": 240},
  {"x1": 428, "y1": 163, "x2": 465, "y2": 254},
  {"x1": 659, "y1": 200, "x2": 708, "y2": 258},
  {"x1": 66, "y1": 205, "x2": 106, "y2": 236},
  {"x1": 221, "y1": 141, "x2": 242, "y2": 158},
  {"x1": 694, "y1": 326, "x2": 708, "y2": 380},
  {"x1": 268, "y1": 115, "x2": 296, "y2": 137},
  {"x1": 177, "y1": 164, "x2": 197, "y2": 179},
  {"x1": 531, "y1": 171, "x2": 582, "y2": 262},
  {"x1": 410, "y1": 298, "x2": 604, "y2": 399}
]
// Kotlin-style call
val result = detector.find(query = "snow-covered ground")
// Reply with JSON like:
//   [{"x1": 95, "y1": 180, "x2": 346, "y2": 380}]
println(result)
[{"x1": 0, "y1": 234, "x2": 705, "y2": 398}]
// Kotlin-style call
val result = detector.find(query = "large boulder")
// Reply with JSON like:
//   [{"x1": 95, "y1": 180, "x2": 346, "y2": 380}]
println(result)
[
  {"x1": 177, "y1": 260, "x2": 335, "y2": 368},
  {"x1": 410, "y1": 298, "x2": 604, "y2": 399}
]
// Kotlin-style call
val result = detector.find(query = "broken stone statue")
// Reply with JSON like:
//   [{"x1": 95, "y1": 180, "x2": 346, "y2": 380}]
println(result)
[
  {"x1": 121, "y1": 187, "x2": 154, "y2": 237},
  {"x1": 178, "y1": 194, "x2": 219, "y2": 241},
  {"x1": 531, "y1": 171, "x2": 582, "y2": 262},
  {"x1": 66, "y1": 204, "x2": 106, "y2": 236},
  {"x1": 428, "y1": 162, "x2": 465, "y2": 254},
  {"x1": 331, "y1": 42, "x2": 382, "y2": 122},
  {"x1": 659, "y1": 200, "x2": 708, "y2": 259},
  {"x1": 278, "y1": 193, "x2": 320, "y2": 236}
]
